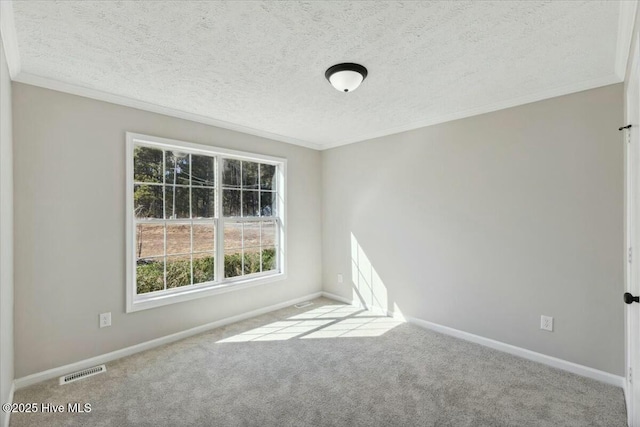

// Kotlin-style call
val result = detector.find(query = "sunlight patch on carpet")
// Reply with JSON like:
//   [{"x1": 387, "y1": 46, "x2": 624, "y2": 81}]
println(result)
[{"x1": 217, "y1": 305, "x2": 403, "y2": 343}]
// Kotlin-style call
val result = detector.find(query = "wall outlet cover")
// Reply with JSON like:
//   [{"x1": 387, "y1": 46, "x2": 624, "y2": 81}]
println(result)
[
  {"x1": 540, "y1": 315, "x2": 553, "y2": 332},
  {"x1": 100, "y1": 312, "x2": 112, "y2": 328}
]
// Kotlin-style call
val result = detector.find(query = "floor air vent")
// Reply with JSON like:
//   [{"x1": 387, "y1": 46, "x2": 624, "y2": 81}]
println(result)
[
  {"x1": 294, "y1": 301, "x2": 314, "y2": 309},
  {"x1": 59, "y1": 365, "x2": 106, "y2": 385}
]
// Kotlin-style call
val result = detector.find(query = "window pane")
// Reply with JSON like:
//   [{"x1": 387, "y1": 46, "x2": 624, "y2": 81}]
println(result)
[
  {"x1": 224, "y1": 222, "x2": 242, "y2": 250},
  {"x1": 135, "y1": 224, "x2": 164, "y2": 259},
  {"x1": 191, "y1": 154, "x2": 215, "y2": 187},
  {"x1": 224, "y1": 247, "x2": 243, "y2": 278},
  {"x1": 260, "y1": 191, "x2": 275, "y2": 217},
  {"x1": 166, "y1": 256, "x2": 191, "y2": 288},
  {"x1": 243, "y1": 190, "x2": 259, "y2": 217},
  {"x1": 242, "y1": 161, "x2": 259, "y2": 189},
  {"x1": 134, "y1": 184, "x2": 163, "y2": 219},
  {"x1": 136, "y1": 258, "x2": 164, "y2": 294},
  {"x1": 223, "y1": 159, "x2": 241, "y2": 188},
  {"x1": 243, "y1": 247, "x2": 261, "y2": 274},
  {"x1": 134, "y1": 146, "x2": 163, "y2": 183},
  {"x1": 260, "y1": 164, "x2": 276, "y2": 190},
  {"x1": 193, "y1": 253, "x2": 215, "y2": 284},
  {"x1": 193, "y1": 224, "x2": 215, "y2": 253},
  {"x1": 262, "y1": 246, "x2": 277, "y2": 272},
  {"x1": 223, "y1": 189, "x2": 241, "y2": 217},
  {"x1": 165, "y1": 186, "x2": 190, "y2": 219},
  {"x1": 166, "y1": 151, "x2": 190, "y2": 186},
  {"x1": 243, "y1": 222, "x2": 260, "y2": 247},
  {"x1": 261, "y1": 221, "x2": 276, "y2": 246},
  {"x1": 192, "y1": 188, "x2": 215, "y2": 218},
  {"x1": 166, "y1": 224, "x2": 191, "y2": 255}
]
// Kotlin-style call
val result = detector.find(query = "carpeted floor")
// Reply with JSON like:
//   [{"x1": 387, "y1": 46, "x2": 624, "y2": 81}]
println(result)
[{"x1": 10, "y1": 298, "x2": 627, "y2": 426}]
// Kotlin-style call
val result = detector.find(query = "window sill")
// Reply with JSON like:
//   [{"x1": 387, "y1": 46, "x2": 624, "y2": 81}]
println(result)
[{"x1": 126, "y1": 272, "x2": 287, "y2": 313}]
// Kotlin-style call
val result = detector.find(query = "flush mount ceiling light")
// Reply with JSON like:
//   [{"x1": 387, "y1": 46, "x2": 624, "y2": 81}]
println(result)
[{"x1": 325, "y1": 63, "x2": 368, "y2": 93}]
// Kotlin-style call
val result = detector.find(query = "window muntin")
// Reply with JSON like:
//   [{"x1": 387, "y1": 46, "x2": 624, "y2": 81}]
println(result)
[
  {"x1": 220, "y1": 159, "x2": 279, "y2": 279},
  {"x1": 222, "y1": 160, "x2": 277, "y2": 218},
  {"x1": 127, "y1": 134, "x2": 285, "y2": 311},
  {"x1": 220, "y1": 163, "x2": 280, "y2": 280},
  {"x1": 223, "y1": 220, "x2": 278, "y2": 278},
  {"x1": 134, "y1": 147, "x2": 218, "y2": 294}
]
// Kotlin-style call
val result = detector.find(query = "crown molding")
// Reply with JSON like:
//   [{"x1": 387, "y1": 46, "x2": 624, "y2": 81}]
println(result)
[
  {"x1": 13, "y1": 72, "x2": 323, "y2": 151},
  {"x1": 14, "y1": 70, "x2": 622, "y2": 152},
  {"x1": 615, "y1": 0, "x2": 638, "y2": 80},
  {"x1": 0, "y1": 0, "x2": 21, "y2": 78},
  {"x1": 322, "y1": 73, "x2": 622, "y2": 150}
]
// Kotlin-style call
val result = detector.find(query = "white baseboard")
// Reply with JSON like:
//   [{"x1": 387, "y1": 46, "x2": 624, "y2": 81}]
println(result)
[
  {"x1": 2, "y1": 381, "x2": 14, "y2": 427},
  {"x1": 320, "y1": 292, "x2": 625, "y2": 388},
  {"x1": 14, "y1": 291, "x2": 322, "y2": 390},
  {"x1": 623, "y1": 380, "x2": 630, "y2": 425},
  {"x1": 406, "y1": 316, "x2": 624, "y2": 388},
  {"x1": 321, "y1": 291, "x2": 361, "y2": 306},
  {"x1": 321, "y1": 291, "x2": 403, "y2": 318},
  {"x1": 15, "y1": 290, "x2": 624, "y2": 392}
]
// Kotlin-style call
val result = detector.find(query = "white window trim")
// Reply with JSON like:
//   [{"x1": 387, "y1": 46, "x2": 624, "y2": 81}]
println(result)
[{"x1": 126, "y1": 132, "x2": 287, "y2": 313}]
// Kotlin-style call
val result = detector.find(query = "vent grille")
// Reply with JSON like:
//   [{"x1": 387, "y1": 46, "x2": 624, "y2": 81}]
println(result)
[
  {"x1": 59, "y1": 365, "x2": 106, "y2": 385},
  {"x1": 294, "y1": 301, "x2": 313, "y2": 309}
]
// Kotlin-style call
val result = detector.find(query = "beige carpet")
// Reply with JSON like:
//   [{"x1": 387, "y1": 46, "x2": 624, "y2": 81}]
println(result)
[{"x1": 10, "y1": 297, "x2": 627, "y2": 426}]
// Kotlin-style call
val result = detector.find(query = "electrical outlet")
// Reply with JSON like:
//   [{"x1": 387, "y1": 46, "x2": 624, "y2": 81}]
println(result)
[
  {"x1": 337, "y1": 274, "x2": 343, "y2": 284},
  {"x1": 99, "y1": 312, "x2": 111, "y2": 328},
  {"x1": 540, "y1": 315, "x2": 553, "y2": 332}
]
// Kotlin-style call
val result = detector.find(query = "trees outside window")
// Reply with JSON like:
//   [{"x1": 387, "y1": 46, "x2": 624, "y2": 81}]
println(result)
[{"x1": 127, "y1": 133, "x2": 285, "y2": 312}]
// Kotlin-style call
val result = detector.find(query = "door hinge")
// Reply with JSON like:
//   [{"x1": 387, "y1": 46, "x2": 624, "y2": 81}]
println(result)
[
  {"x1": 629, "y1": 247, "x2": 633, "y2": 264},
  {"x1": 621, "y1": 124, "x2": 632, "y2": 143}
]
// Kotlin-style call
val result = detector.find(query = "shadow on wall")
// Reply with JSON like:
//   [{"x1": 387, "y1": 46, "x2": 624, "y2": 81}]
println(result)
[
  {"x1": 216, "y1": 304, "x2": 402, "y2": 343},
  {"x1": 350, "y1": 232, "x2": 403, "y2": 319}
]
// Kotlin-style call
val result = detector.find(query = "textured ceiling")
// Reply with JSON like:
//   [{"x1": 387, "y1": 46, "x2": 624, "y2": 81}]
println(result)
[{"x1": 11, "y1": 1, "x2": 623, "y2": 149}]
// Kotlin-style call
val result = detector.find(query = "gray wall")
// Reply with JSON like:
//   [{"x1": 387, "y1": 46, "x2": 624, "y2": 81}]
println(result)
[
  {"x1": 0, "y1": 37, "x2": 14, "y2": 426},
  {"x1": 322, "y1": 84, "x2": 625, "y2": 375},
  {"x1": 12, "y1": 83, "x2": 323, "y2": 378},
  {"x1": 10, "y1": 80, "x2": 626, "y2": 379}
]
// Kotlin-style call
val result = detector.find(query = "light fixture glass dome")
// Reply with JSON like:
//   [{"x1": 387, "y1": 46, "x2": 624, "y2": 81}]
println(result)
[{"x1": 325, "y1": 63, "x2": 368, "y2": 93}]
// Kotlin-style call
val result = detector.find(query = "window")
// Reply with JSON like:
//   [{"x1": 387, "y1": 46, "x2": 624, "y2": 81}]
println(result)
[{"x1": 126, "y1": 133, "x2": 286, "y2": 312}]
